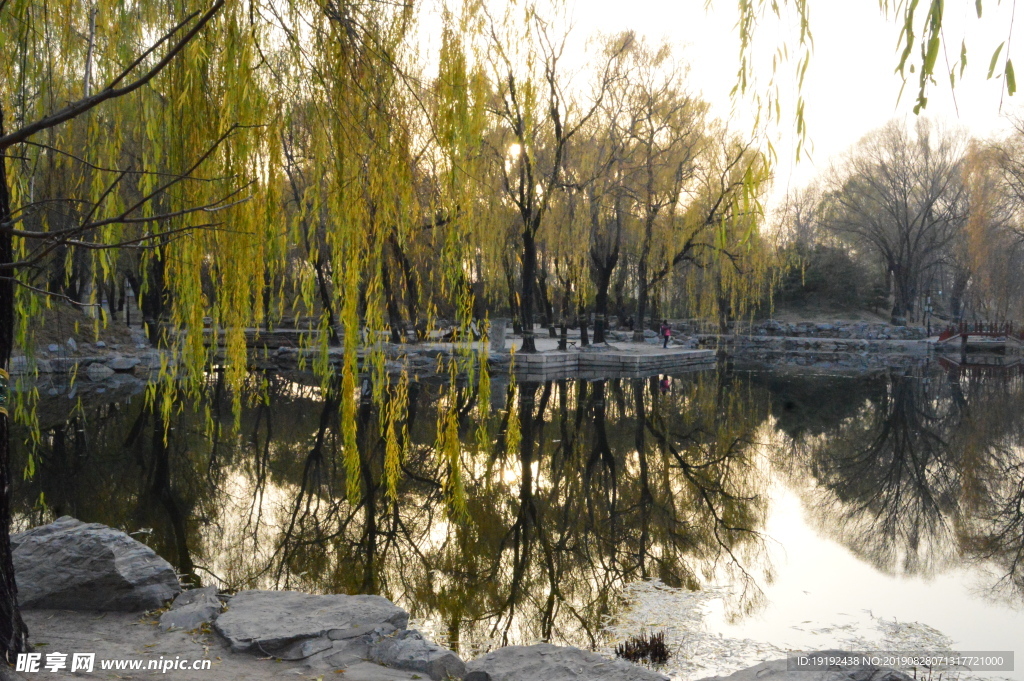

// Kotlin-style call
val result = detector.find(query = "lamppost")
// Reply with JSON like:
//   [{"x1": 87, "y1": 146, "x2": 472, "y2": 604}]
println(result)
[{"x1": 925, "y1": 292, "x2": 933, "y2": 337}]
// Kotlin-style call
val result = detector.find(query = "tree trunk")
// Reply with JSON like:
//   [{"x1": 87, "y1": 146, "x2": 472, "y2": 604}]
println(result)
[
  {"x1": 890, "y1": 265, "x2": 914, "y2": 326},
  {"x1": 503, "y1": 253, "x2": 522, "y2": 335},
  {"x1": 577, "y1": 298, "x2": 589, "y2": 347},
  {"x1": 590, "y1": 237, "x2": 619, "y2": 345},
  {"x1": 633, "y1": 259, "x2": 649, "y2": 342},
  {"x1": 593, "y1": 251, "x2": 614, "y2": 342},
  {"x1": 0, "y1": 106, "x2": 32, "y2": 663},
  {"x1": 593, "y1": 274, "x2": 609, "y2": 344},
  {"x1": 381, "y1": 250, "x2": 404, "y2": 345},
  {"x1": 535, "y1": 266, "x2": 556, "y2": 338},
  {"x1": 141, "y1": 253, "x2": 168, "y2": 345},
  {"x1": 105, "y1": 277, "x2": 118, "y2": 324},
  {"x1": 520, "y1": 231, "x2": 538, "y2": 352},
  {"x1": 389, "y1": 236, "x2": 420, "y2": 341},
  {"x1": 310, "y1": 243, "x2": 339, "y2": 346},
  {"x1": 613, "y1": 262, "x2": 627, "y2": 327}
]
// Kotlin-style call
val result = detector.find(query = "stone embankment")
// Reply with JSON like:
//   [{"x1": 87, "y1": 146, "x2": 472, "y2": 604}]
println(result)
[
  {"x1": 699, "y1": 335, "x2": 931, "y2": 371},
  {"x1": 679, "y1": 320, "x2": 934, "y2": 371},
  {"x1": 9, "y1": 318, "x2": 938, "y2": 388},
  {"x1": 680, "y1": 320, "x2": 927, "y2": 341}
]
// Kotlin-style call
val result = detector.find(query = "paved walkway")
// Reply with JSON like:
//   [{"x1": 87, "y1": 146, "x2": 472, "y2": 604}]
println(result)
[{"x1": 505, "y1": 336, "x2": 679, "y2": 354}]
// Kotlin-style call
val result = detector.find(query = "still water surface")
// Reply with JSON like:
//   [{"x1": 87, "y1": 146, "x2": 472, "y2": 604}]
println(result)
[{"x1": 12, "y1": 365, "x2": 1024, "y2": 678}]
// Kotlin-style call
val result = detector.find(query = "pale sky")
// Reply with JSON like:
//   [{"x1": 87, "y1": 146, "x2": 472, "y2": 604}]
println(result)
[
  {"x1": 415, "y1": 1, "x2": 1024, "y2": 207},
  {"x1": 569, "y1": 0, "x2": 1024, "y2": 201}
]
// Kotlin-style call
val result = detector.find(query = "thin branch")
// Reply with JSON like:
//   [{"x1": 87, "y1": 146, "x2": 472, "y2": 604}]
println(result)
[
  {"x1": 0, "y1": 278, "x2": 101, "y2": 307},
  {"x1": 4, "y1": 127, "x2": 245, "y2": 240},
  {"x1": 21, "y1": 141, "x2": 235, "y2": 182},
  {"x1": 0, "y1": 0, "x2": 226, "y2": 151}
]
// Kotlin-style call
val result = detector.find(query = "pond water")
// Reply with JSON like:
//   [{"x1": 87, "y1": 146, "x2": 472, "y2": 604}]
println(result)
[{"x1": 10, "y1": 363, "x2": 1024, "y2": 679}]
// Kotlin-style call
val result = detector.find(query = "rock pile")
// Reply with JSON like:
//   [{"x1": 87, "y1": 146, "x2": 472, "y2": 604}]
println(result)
[{"x1": 740, "y1": 320, "x2": 926, "y2": 340}]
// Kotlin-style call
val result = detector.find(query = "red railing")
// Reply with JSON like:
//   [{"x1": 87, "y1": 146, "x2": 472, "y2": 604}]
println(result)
[{"x1": 937, "y1": 322, "x2": 1024, "y2": 342}]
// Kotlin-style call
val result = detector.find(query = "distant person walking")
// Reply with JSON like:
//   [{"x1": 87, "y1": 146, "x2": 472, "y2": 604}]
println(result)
[{"x1": 660, "y1": 320, "x2": 671, "y2": 348}]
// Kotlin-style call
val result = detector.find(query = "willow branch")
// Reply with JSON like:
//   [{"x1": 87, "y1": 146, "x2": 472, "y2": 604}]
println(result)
[{"x1": 0, "y1": 0, "x2": 225, "y2": 151}]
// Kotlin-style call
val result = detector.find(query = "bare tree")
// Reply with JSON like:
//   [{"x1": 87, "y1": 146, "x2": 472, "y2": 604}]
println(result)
[
  {"x1": 482, "y1": 6, "x2": 627, "y2": 352},
  {"x1": 825, "y1": 119, "x2": 967, "y2": 325}
]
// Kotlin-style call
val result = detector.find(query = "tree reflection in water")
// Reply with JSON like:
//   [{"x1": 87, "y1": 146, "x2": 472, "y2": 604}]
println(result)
[
  {"x1": 11, "y1": 368, "x2": 770, "y2": 653},
  {"x1": 12, "y1": 363, "x2": 1024, "y2": 653},
  {"x1": 765, "y1": 364, "x2": 1024, "y2": 606}
]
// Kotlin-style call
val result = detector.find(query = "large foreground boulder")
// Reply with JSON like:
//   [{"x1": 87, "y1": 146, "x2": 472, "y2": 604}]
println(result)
[
  {"x1": 465, "y1": 644, "x2": 669, "y2": 681},
  {"x1": 12, "y1": 516, "x2": 181, "y2": 611},
  {"x1": 214, "y1": 590, "x2": 409, "y2": 654}
]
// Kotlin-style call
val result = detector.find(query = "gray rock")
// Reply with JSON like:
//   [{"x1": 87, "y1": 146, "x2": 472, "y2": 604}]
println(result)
[
  {"x1": 12, "y1": 516, "x2": 181, "y2": 611},
  {"x1": 369, "y1": 629, "x2": 465, "y2": 680},
  {"x1": 329, "y1": 622, "x2": 396, "y2": 640},
  {"x1": 47, "y1": 344, "x2": 59, "y2": 353},
  {"x1": 94, "y1": 341, "x2": 107, "y2": 348},
  {"x1": 305, "y1": 638, "x2": 369, "y2": 670},
  {"x1": 8, "y1": 357, "x2": 28, "y2": 375},
  {"x1": 465, "y1": 644, "x2": 668, "y2": 681},
  {"x1": 159, "y1": 586, "x2": 221, "y2": 631},
  {"x1": 329, "y1": 661, "x2": 429, "y2": 680},
  {"x1": 106, "y1": 356, "x2": 141, "y2": 372},
  {"x1": 278, "y1": 636, "x2": 335, "y2": 661},
  {"x1": 489, "y1": 319, "x2": 509, "y2": 352},
  {"x1": 169, "y1": 585, "x2": 219, "y2": 609},
  {"x1": 214, "y1": 590, "x2": 409, "y2": 654},
  {"x1": 65, "y1": 338, "x2": 77, "y2": 353},
  {"x1": 86, "y1": 363, "x2": 115, "y2": 380},
  {"x1": 695, "y1": 651, "x2": 914, "y2": 681}
]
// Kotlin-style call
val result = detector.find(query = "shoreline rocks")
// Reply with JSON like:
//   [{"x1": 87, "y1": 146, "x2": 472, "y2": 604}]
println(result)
[
  {"x1": 12, "y1": 516, "x2": 181, "y2": 611},
  {"x1": 8, "y1": 316, "x2": 942, "y2": 388},
  {"x1": 465, "y1": 643, "x2": 669, "y2": 681},
  {"x1": 8, "y1": 517, "x2": 676, "y2": 681},
  {"x1": 9, "y1": 518, "x2": 922, "y2": 681}
]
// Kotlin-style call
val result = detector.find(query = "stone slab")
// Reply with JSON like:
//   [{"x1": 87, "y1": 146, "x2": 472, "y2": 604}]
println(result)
[{"x1": 213, "y1": 590, "x2": 409, "y2": 654}]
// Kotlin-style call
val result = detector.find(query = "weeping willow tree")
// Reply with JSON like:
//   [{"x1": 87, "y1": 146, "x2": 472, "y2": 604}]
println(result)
[
  {"x1": 0, "y1": 0, "x2": 285, "y2": 659},
  {"x1": 0, "y1": 0, "x2": 496, "y2": 659},
  {"x1": 263, "y1": 0, "x2": 496, "y2": 513}
]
